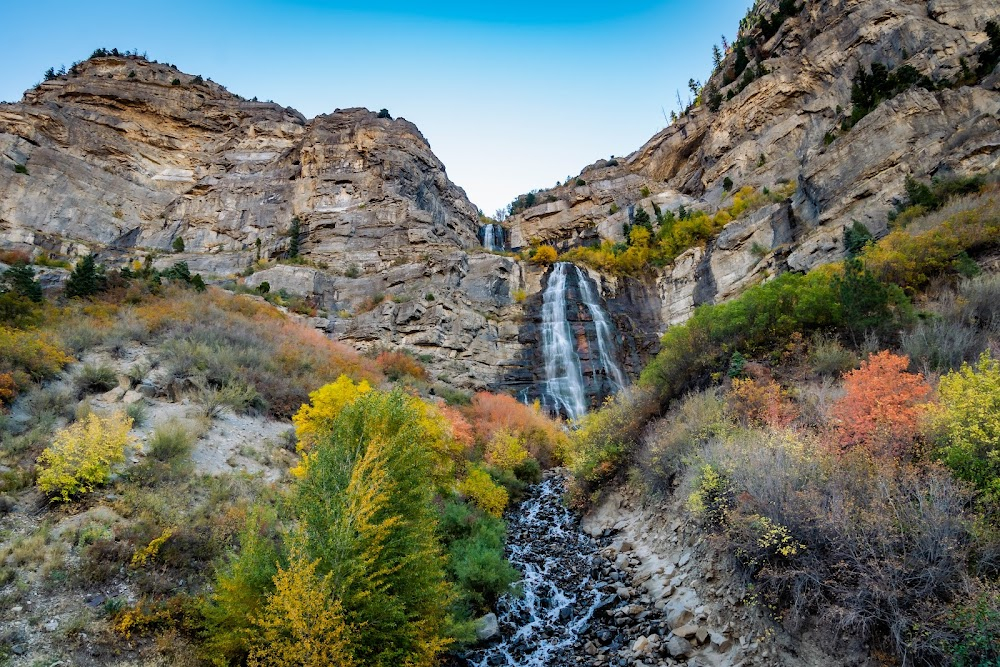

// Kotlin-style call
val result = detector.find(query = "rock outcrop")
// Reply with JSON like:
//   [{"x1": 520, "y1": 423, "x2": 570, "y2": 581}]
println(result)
[
  {"x1": 2, "y1": 0, "x2": 999, "y2": 399},
  {"x1": 0, "y1": 55, "x2": 536, "y2": 392},
  {"x1": 506, "y1": 0, "x2": 1000, "y2": 324}
]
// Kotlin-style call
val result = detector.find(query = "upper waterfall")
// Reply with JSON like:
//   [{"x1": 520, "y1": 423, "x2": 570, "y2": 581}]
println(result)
[{"x1": 480, "y1": 223, "x2": 506, "y2": 251}]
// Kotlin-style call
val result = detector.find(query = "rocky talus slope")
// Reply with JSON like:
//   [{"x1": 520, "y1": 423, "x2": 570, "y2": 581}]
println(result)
[{"x1": 506, "y1": 0, "x2": 1000, "y2": 325}]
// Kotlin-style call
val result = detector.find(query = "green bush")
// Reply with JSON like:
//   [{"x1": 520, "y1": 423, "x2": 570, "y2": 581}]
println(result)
[
  {"x1": 75, "y1": 364, "x2": 119, "y2": 396},
  {"x1": 641, "y1": 269, "x2": 843, "y2": 402},
  {"x1": 148, "y1": 420, "x2": 194, "y2": 463},
  {"x1": 13, "y1": 164, "x2": 28, "y2": 175},
  {"x1": 439, "y1": 500, "x2": 518, "y2": 615}
]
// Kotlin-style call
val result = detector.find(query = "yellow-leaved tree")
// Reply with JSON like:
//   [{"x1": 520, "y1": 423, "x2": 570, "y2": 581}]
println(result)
[
  {"x1": 458, "y1": 464, "x2": 509, "y2": 518},
  {"x1": 291, "y1": 375, "x2": 371, "y2": 475},
  {"x1": 208, "y1": 389, "x2": 456, "y2": 667},
  {"x1": 248, "y1": 542, "x2": 355, "y2": 667},
  {"x1": 37, "y1": 412, "x2": 134, "y2": 501}
]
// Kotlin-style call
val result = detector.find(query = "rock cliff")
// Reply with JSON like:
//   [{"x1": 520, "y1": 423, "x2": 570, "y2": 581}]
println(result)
[
  {"x1": 3, "y1": 0, "x2": 999, "y2": 403},
  {"x1": 0, "y1": 55, "x2": 532, "y2": 392},
  {"x1": 506, "y1": 0, "x2": 1000, "y2": 326}
]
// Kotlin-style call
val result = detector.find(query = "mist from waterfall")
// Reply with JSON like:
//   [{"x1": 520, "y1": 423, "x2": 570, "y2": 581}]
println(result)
[{"x1": 540, "y1": 262, "x2": 588, "y2": 421}]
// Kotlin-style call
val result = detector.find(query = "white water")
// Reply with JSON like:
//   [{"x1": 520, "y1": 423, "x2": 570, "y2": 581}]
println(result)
[
  {"x1": 573, "y1": 265, "x2": 628, "y2": 393},
  {"x1": 465, "y1": 473, "x2": 610, "y2": 667},
  {"x1": 481, "y1": 223, "x2": 505, "y2": 251},
  {"x1": 540, "y1": 263, "x2": 588, "y2": 421}
]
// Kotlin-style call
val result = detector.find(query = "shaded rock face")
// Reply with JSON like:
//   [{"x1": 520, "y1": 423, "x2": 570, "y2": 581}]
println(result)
[{"x1": 505, "y1": 0, "x2": 1000, "y2": 326}]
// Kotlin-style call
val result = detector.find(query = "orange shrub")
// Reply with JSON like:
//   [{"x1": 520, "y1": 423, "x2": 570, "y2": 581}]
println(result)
[
  {"x1": 375, "y1": 350, "x2": 429, "y2": 382},
  {"x1": 437, "y1": 404, "x2": 474, "y2": 449},
  {"x1": 726, "y1": 377, "x2": 797, "y2": 429},
  {"x1": 0, "y1": 249, "x2": 32, "y2": 265},
  {"x1": 830, "y1": 351, "x2": 932, "y2": 458},
  {"x1": 464, "y1": 392, "x2": 568, "y2": 466},
  {"x1": 0, "y1": 372, "x2": 17, "y2": 409}
]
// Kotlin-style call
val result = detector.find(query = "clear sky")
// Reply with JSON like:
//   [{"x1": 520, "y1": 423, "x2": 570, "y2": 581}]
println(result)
[{"x1": 1, "y1": 1, "x2": 751, "y2": 215}]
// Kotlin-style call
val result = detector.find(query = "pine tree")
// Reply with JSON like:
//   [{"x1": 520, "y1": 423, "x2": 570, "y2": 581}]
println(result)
[
  {"x1": 1, "y1": 264, "x2": 43, "y2": 302},
  {"x1": 172, "y1": 236, "x2": 185, "y2": 253},
  {"x1": 64, "y1": 254, "x2": 106, "y2": 298},
  {"x1": 289, "y1": 218, "x2": 301, "y2": 258}
]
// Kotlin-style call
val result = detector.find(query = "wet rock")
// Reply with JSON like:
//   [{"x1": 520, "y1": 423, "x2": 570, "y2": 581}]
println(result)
[{"x1": 476, "y1": 613, "x2": 499, "y2": 642}]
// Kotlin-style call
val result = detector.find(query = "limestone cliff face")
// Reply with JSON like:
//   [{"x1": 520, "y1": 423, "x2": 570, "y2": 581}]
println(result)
[
  {"x1": 0, "y1": 55, "x2": 527, "y2": 391},
  {"x1": 506, "y1": 0, "x2": 1000, "y2": 328}
]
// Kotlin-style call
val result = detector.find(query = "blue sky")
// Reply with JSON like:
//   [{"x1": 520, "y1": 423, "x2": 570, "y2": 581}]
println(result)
[{"x1": 2, "y1": 1, "x2": 751, "y2": 214}]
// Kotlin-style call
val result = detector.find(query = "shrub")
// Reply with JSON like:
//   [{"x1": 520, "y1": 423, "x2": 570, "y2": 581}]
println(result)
[
  {"x1": 464, "y1": 391, "x2": 568, "y2": 466},
  {"x1": 808, "y1": 334, "x2": 858, "y2": 377},
  {"x1": 376, "y1": 350, "x2": 429, "y2": 381},
  {"x1": 570, "y1": 386, "x2": 659, "y2": 503},
  {"x1": 0, "y1": 326, "x2": 72, "y2": 405},
  {"x1": 641, "y1": 269, "x2": 842, "y2": 402},
  {"x1": 147, "y1": 420, "x2": 194, "y2": 463},
  {"x1": 75, "y1": 363, "x2": 119, "y2": 396},
  {"x1": 442, "y1": 505, "x2": 519, "y2": 613},
  {"x1": 901, "y1": 317, "x2": 984, "y2": 374},
  {"x1": 725, "y1": 377, "x2": 797, "y2": 428},
  {"x1": 830, "y1": 351, "x2": 932, "y2": 459},
  {"x1": 643, "y1": 390, "x2": 726, "y2": 490},
  {"x1": 483, "y1": 430, "x2": 529, "y2": 471},
  {"x1": 172, "y1": 236, "x2": 185, "y2": 253},
  {"x1": 13, "y1": 163, "x2": 28, "y2": 175},
  {"x1": 376, "y1": 108, "x2": 392, "y2": 119},
  {"x1": 458, "y1": 464, "x2": 508, "y2": 518},
  {"x1": 37, "y1": 412, "x2": 134, "y2": 501},
  {"x1": 532, "y1": 245, "x2": 558, "y2": 265},
  {"x1": 689, "y1": 429, "x2": 980, "y2": 663},
  {"x1": 722, "y1": 176, "x2": 734, "y2": 192},
  {"x1": 931, "y1": 351, "x2": 1000, "y2": 503}
]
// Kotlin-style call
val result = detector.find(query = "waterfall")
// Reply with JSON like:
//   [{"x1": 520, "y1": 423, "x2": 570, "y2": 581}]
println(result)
[
  {"x1": 573, "y1": 266, "x2": 628, "y2": 393},
  {"x1": 480, "y1": 223, "x2": 505, "y2": 251},
  {"x1": 540, "y1": 263, "x2": 588, "y2": 421}
]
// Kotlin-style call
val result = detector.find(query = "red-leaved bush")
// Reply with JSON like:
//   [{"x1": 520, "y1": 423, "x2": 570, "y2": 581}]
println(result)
[{"x1": 830, "y1": 350, "x2": 932, "y2": 458}]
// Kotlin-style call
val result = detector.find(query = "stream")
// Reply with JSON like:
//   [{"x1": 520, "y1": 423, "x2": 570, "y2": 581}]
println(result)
[{"x1": 463, "y1": 471, "x2": 621, "y2": 667}]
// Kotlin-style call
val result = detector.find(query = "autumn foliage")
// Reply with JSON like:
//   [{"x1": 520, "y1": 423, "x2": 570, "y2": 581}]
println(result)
[
  {"x1": 726, "y1": 377, "x2": 797, "y2": 429},
  {"x1": 464, "y1": 391, "x2": 568, "y2": 466},
  {"x1": 37, "y1": 412, "x2": 135, "y2": 501},
  {"x1": 830, "y1": 351, "x2": 932, "y2": 458}
]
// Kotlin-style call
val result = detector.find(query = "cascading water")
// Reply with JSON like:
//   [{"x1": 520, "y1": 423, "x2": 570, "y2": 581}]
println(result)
[
  {"x1": 540, "y1": 262, "x2": 588, "y2": 421},
  {"x1": 573, "y1": 265, "x2": 628, "y2": 393},
  {"x1": 538, "y1": 262, "x2": 628, "y2": 420},
  {"x1": 464, "y1": 471, "x2": 612, "y2": 667},
  {"x1": 480, "y1": 223, "x2": 506, "y2": 251}
]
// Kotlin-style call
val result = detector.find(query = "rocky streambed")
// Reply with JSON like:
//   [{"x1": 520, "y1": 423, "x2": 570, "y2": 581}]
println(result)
[{"x1": 460, "y1": 471, "x2": 722, "y2": 667}]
